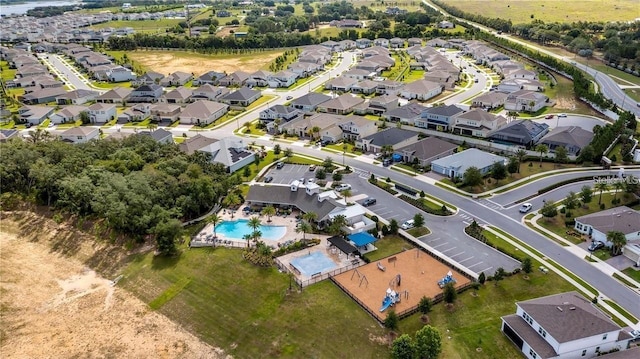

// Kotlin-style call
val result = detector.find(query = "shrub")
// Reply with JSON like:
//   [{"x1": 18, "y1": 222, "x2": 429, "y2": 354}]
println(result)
[
  {"x1": 398, "y1": 194, "x2": 452, "y2": 216},
  {"x1": 478, "y1": 272, "x2": 486, "y2": 284}
]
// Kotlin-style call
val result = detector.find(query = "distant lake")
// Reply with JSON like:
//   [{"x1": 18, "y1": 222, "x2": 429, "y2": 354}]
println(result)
[{"x1": 1, "y1": 1, "x2": 82, "y2": 16}]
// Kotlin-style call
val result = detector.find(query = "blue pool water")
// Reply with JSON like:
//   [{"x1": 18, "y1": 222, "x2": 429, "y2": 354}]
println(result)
[
  {"x1": 290, "y1": 251, "x2": 337, "y2": 277},
  {"x1": 214, "y1": 220, "x2": 286, "y2": 241}
]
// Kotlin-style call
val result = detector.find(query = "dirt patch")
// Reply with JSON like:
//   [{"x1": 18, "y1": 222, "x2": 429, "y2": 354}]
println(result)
[
  {"x1": 0, "y1": 213, "x2": 228, "y2": 359},
  {"x1": 553, "y1": 97, "x2": 578, "y2": 110},
  {"x1": 129, "y1": 51, "x2": 282, "y2": 76}
]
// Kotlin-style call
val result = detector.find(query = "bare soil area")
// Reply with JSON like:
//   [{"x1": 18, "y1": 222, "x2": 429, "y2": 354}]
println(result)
[
  {"x1": 0, "y1": 212, "x2": 227, "y2": 359},
  {"x1": 128, "y1": 51, "x2": 281, "y2": 76}
]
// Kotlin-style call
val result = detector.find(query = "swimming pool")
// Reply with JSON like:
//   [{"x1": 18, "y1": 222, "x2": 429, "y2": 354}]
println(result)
[
  {"x1": 214, "y1": 220, "x2": 286, "y2": 241},
  {"x1": 290, "y1": 251, "x2": 337, "y2": 277}
]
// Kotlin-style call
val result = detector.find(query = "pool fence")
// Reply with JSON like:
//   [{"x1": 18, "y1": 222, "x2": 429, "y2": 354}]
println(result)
[{"x1": 274, "y1": 256, "x2": 362, "y2": 289}]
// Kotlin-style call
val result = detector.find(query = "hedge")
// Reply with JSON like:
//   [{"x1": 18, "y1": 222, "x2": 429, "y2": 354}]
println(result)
[
  {"x1": 537, "y1": 176, "x2": 594, "y2": 195},
  {"x1": 369, "y1": 179, "x2": 399, "y2": 195},
  {"x1": 398, "y1": 194, "x2": 453, "y2": 216}
]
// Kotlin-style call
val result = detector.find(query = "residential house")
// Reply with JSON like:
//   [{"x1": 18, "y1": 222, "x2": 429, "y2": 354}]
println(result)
[
  {"x1": 488, "y1": 120, "x2": 550, "y2": 148},
  {"x1": 17, "y1": 65, "x2": 48, "y2": 77},
  {"x1": 317, "y1": 94, "x2": 365, "y2": 115},
  {"x1": 288, "y1": 62, "x2": 321, "y2": 78},
  {"x1": 399, "y1": 79, "x2": 443, "y2": 101},
  {"x1": 59, "y1": 127, "x2": 100, "y2": 144},
  {"x1": 471, "y1": 92, "x2": 508, "y2": 110},
  {"x1": 432, "y1": 148, "x2": 507, "y2": 178},
  {"x1": 129, "y1": 84, "x2": 163, "y2": 103},
  {"x1": 87, "y1": 103, "x2": 116, "y2": 123},
  {"x1": 423, "y1": 70, "x2": 457, "y2": 89},
  {"x1": 376, "y1": 80, "x2": 404, "y2": 96},
  {"x1": 395, "y1": 137, "x2": 458, "y2": 166},
  {"x1": 426, "y1": 38, "x2": 452, "y2": 48},
  {"x1": 438, "y1": 20, "x2": 454, "y2": 29},
  {"x1": 259, "y1": 105, "x2": 302, "y2": 132},
  {"x1": 19, "y1": 105, "x2": 53, "y2": 125},
  {"x1": 539, "y1": 126, "x2": 594, "y2": 156},
  {"x1": 452, "y1": 109, "x2": 508, "y2": 138},
  {"x1": 49, "y1": 105, "x2": 87, "y2": 124},
  {"x1": 267, "y1": 70, "x2": 298, "y2": 88},
  {"x1": 343, "y1": 68, "x2": 374, "y2": 81},
  {"x1": 95, "y1": 87, "x2": 132, "y2": 105},
  {"x1": 141, "y1": 128, "x2": 173, "y2": 144},
  {"x1": 390, "y1": 37, "x2": 405, "y2": 48},
  {"x1": 574, "y1": 206, "x2": 640, "y2": 246},
  {"x1": 374, "y1": 38, "x2": 389, "y2": 47},
  {"x1": 351, "y1": 80, "x2": 379, "y2": 95},
  {"x1": 408, "y1": 38, "x2": 422, "y2": 47},
  {"x1": 117, "y1": 103, "x2": 151, "y2": 122},
  {"x1": 324, "y1": 76, "x2": 358, "y2": 92},
  {"x1": 0, "y1": 129, "x2": 19, "y2": 142},
  {"x1": 291, "y1": 92, "x2": 331, "y2": 114},
  {"x1": 338, "y1": 39, "x2": 356, "y2": 50},
  {"x1": 383, "y1": 102, "x2": 427, "y2": 125},
  {"x1": 504, "y1": 90, "x2": 549, "y2": 112},
  {"x1": 338, "y1": 115, "x2": 378, "y2": 141},
  {"x1": 356, "y1": 38, "x2": 373, "y2": 49},
  {"x1": 280, "y1": 113, "x2": 343, "y2": 139},
  {"x1": 414, "y1": 104, "x2": 464, "y2": 130},
  {"x1": 368, "y1": 94, "x2": 399, "y2": 115},
  {"x1": 179, "y1": 135, "x2": 255, "y2": 173},
  {"x1": 218, "y1": 71, "x2": 249, "y2": 87},
  {"x1": 19, "y1": 87, "x2": 67, "y2": 104},
  {"x1": 193, "y1": 70, "x2": 226, "y2": 86},
  {"x1": 357, "y1": 128, "x2": 419, "y2": 153},
  {"x1": 498, "y1": 78, "x2": 544, "y2": 93},
  {"x1": 160, "y1": 71, "x2": 193, "y2": 87},
  {"x1": 219, "y1": 87, "x2": 261, "y2": 107},
  {"x1": 246, "y1": 70, "x2": 273, "y2": 87},
  {"x1": 162, "y1": 86, "x2": 192, "y2": 104},
  {"x1": 191, "y1": 84, "x2": 229, "y2": 101},
  {"x1": 320, "y1": 40, "x2": 341, "y2": 52},
  {"x1": 107, "y1": 66, "x2": 136, "y2": 82},
  {"x1": 504, "y1": 68, "x2": 538, "y2": 80},
  {"x1": 132, "y1": 71, "x2": 164, "y2": 87},
  {"x1": 151, "y1": 103, "x2": 181, "y2": 123},
  {"x1": 179, "y1": 100, "x2": 229, "y2": 126},
  {"x1": 55, "y1": 89, "x2": 98, "y2": 105},
  {"x1": 501, "y1": 291, "x2": 634, "y2": 359},
  {"x1": 329, "y1": 19, "x2": 363, "y2": 28}
]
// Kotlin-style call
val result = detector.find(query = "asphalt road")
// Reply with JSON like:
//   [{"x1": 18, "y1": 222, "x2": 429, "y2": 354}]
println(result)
[{"x1": 41, "y1": 54, "x2": 96, "y2": 91}]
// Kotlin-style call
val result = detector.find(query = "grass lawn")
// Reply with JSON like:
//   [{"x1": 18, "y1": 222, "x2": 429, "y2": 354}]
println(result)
[
  {"x1": 123, "y1": 118, "x2": 152, "y2": 128},
  {"x1": 622, "y1": 268, "x2": 640, "y2": 283},
  {"x1": 407, "y1": 226, "x2": 431, "y2": 237},
  {"x1": 56, "y1": 120, "x2": 82, "y2": 128},
  {"x1": 325, "y1": 142, "x2": 362, "y2": 155},
  {"x1": 364, "y1": 234, "x2": 415, "y2": 262},
  {"x1": 0, "y1": 120, "x2": 16, "y2": 129},
  {"x1": 246, "y1": 95, "x2": 276, "y2": 111},
  {"x1": 91, "y1": 19, "x2": 183, "y2": 33},
  {"x1": 624, "y1": 88, "x2": 640, "y2": 103},
  {"x1": 287, "y1": 155, "x2": 323, "y2": 166},
  {"x1": 440, "y1": 0, "x2": 640, "y2": 24},
  {"x1": 241, "y1": 121, "x2": 267, "y2": 136},
  {"x1": 403, "y1": 69, "x2": 425, "y2": 83}
]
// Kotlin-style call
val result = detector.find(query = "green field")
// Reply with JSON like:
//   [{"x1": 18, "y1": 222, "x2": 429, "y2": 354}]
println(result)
[
  {"x1": 441, "y1": 0, "x2": 640, "y2": 24},
  {"x1": 91, "y1": 19, "x2": 183, "y2": 33}
]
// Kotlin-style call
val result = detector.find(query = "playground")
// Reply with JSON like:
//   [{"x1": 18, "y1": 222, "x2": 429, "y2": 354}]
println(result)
[{"x1": 332, "y1": 248, "x2": 471, "y2": 321}]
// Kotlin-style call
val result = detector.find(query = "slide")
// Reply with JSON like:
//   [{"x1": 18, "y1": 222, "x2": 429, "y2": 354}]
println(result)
[{"x1": 379, "y1": 296, "x2": 393, "y2": 312}]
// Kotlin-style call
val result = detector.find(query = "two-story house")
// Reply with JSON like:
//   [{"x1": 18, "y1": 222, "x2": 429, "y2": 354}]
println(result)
[
  {"x1": 504, "y1": 90, "x2": 549, "y2": 113},
  {"x1": 338, "y1": 115, "x2": 378, "y2": 142},
  {"x1": 291, "y1": 93, "x2": 331, "y2": 114},
  {"x1": 259, "y1": 105, "x2": 302, "y2": 132},
  {"x1": 245, "y1": 70, "x2": 272, "y2": 88},
  {"x1": 87, "y1": 103, "x2": 116, "y2": 123},
  {"x1": 415, "y1": 104, "x2": 465, "y2": 130},
  {"x1": 129, "y1": 84, "x2": 163, "y2": 103},
  {"x1": 267, "y1": 70, "x2": 298, "y2": 88},
  {"x1": 451, "y1": 109, "x2": 508, "y2": 138}
]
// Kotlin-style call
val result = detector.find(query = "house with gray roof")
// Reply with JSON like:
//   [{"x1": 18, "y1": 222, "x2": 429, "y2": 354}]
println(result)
[
  {"x1": 452, "y1": 109, "x2": 508, "y2": 138},
  {"x1": 191, "y1": 84, "x2": 229, "y2": 101},
  {"x1": 357, "y1": 128, "x2": 419, "y2": 153},
  {"x1": 219, "y1": 87, "x2": 261, "y2": 107},
  {"x1": 56, "y1": 89, "x2": 98, "y2": 105},
  {"x1": 382, "y1": 102, "x2": 427, "y2": 126},
  {"x1": 574, "y1": 206, "x2": 640, "y2": 246},
  {"x1": 179, "y1": 135, "x2": 255, "y2": 173},
  {"x1": 395, "y1": 137, "x2": 458, "y2": 167},
  {"x1": 399, "y1": 79, "x2": 443, "y2": 101},
  {"x1": 19, "y1": 87, "x2": 67, "y2": 105},
  {"x1": 118, "y1": 103, "x2": 151, "y2": 123},
  {"x1": 471, "y1": 91, "x2": 508, "y2": 110},
  {"x1": 501, "y1": 291, "x2": 633, "y2": 359},
  {"x1": 151, "y1": 103, "x2": 181, "y2": 123},
  {"x1": 218, "y1": 71, "x2": 250, "y2": 87},
  {"x1": 0, "y1": 129, "x2": 19, "y2": 142},
  {"x1": 324, "y1": 76, "x2": 358, "y2": 92},
  {"x1": 504, "y1": 90, "x2": 549, "y2": 112},
  {"x1": 317, "y1": 94, "x2": 365, "y2": 115},
  {"x1": 368, "y1": 94, "x2": 399, "y2": 115},
  {"x1": 259, "y1": 105, "x2": 302, "y2": 132},
  {"x1": 160, "y1": 71, "x2": 193, "y2": 87},
  {"x1": 415, "y1": 104, "x2": 465, "y2": 130},
  {"x1": 179, "y1": 100, "x2": 229, "y2": 126},
  {"x1": 162, "y1": 86, "x2": 192, "y2": 104},
  {"x1": 431, "y1": 148, "x2": 507, "y2": 178},
  {"x1": 280, "y1": 113, "x2": 343, "y2": 138},
  {"x1": 18, "y1": 105, "x2": 54, "y2": 125},
  {"x1": 129, "y1": 84, "x2": 163, "y2": 103},
  {"x1": 351, "y1": 80, "x2": 379, "y2": 95},
  {"x1": 291, "y1": 92, "x2": 331, "y2": 113},
  {"x1": 141, "y1": 128, "x2": 173, "y2": 144},
  {"x1": 193, "y1": 70, "x2": 226, "y2": 86},
  {"x1": 488, "y1": 120, "x2": 549, "y2": 148},
  {"x1": 50, "y1": 105, "x2": 87, "y2": 124},
  {"x1": 59, "y1": 126, "x2": 99, "y2": 144},
  {"x1": 246, "y1": 185, "x2": 342, "y2": 223},
  {"x1": 539, "y1": 126, "x2": 594, "y2": 156},
  {"x1": 338, "y1": 115, "x2": 378, "y2": 141},
  {"x1": 268, "y1": 70, "x2": 298, "y2": 88},
  {"x1": 132, "y1": 71, "x2": 165, "y2": 87}
]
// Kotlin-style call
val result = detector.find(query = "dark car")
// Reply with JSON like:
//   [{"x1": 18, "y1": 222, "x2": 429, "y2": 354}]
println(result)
[
  {"x1": 362, "y1": 198, "x2": 377, "y2": 207},
  {"x1": 276, "y1": 162, "x2": 284, "y2": 169},
  {"x1": 588, "y1": 241, "x2": 604, "y2": 251},
  {"x1": 264, "y1": 176, "x2": 273, "y2": 183}
]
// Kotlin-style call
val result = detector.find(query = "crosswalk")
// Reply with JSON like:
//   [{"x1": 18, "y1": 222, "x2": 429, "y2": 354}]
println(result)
[
  {"x1": 477, "y1": 198, "x2": 503, "y2": 210},
  {"x1": 458, "y1": 212, "x2": 485, "y2": 227},
  {"x1": 353, "y1": 168, "x2": 370, "y2": 178}
]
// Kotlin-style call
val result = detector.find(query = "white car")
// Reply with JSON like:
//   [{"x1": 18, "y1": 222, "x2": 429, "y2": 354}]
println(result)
[
  {"x1": 335, "y1": 183, "x2": 351, "y2": 192},
  {"x1": 519, "y1": 203, "x2": 533, "y2": 213},
  {"x1": 630, "y1": 330, "x2": 640, "y2": 340},
  {"x1": 558, "y1": 113, "x2": 567, "y2": 118},
  {"x1": 401, "y1": 219, "x2": 415, "y2": 230}
]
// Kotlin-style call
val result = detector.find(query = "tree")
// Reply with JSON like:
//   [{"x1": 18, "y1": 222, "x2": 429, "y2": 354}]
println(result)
[
  {"x1": 540, "y1": 200, "x2": 557, "y2": 218},
  {"x1": 284, "y1": 147, "x2": 293, "y2": 158},
  {"x1": 391, "y1": 334, "x2": 415, "y2": 359},
  {"x1": 478, "y1": 272, "x2": 486, "y2": 285},
  {"x1": 443, "y1": 282, "x2": 457, "y2": 304},
  {"x1": 580, "y1": 185, "x2": 593, "y2": 204},
  {"x1": 463, "y1": 166, "x2": 483, "y2": 187},
  {"x1": 79, "y1": 111, "x2": 90, "y2": 125},
  {"x1": 247, "y1": 216, "x2": 261, "y2": 247},
  {"x1": 328, "y1": 214, "x2": 347, "y2": 235},
  {"x1": 302, "y1": 211, "x2": 318, "y2": 224},
  {"x1": 332, "y1": 172, "x2": 342, "y2": 181},
  {"x1": 522, "y1": 257, "x2": 532, "y2": 274},
  {"x1": 625, "y1": 175, "x2": 638, "y2": 194},
  {"x1": 273, "y1": 143, "x2": 281, "y2": 155},
  {"x1": 607, "y1": 231, "x2": 626, "y2": 256},
  {"x1": 413, "y1": 213, "x2": 425, "y2": 228},
  {"x1": 612, "y1": 180, "x2": 624, "y2": 201},
  {"x1": 493, "y1": 267, "x2": 505, "y2": 286},
  {"x1": 311, "y1": 126, "x2": 320, "y2": 140},
  {"x1": 381, "y1": 144, "x2": 394, "y2": 158},
  {"x1": 341, "y1": 188, "x2": 352, "y2": 202},
  {"x1": 322, "y1": 156, "x2": 333, "y2": 170},
  {"x1": 555, "y1": 146, "x2": 569, "y2": 164},
  {"x1": 242, "y1": 165, "x2": 251, "y2": 179},
  {"x1": 224, "y1": 193, "x2": 241, "y2": 217},
  {"x1": 414, "y1": 325, "x2": 442, "y2": 359},
  {"x1": 515, "y1": 149, "x2": 527, "y2": 173},
  {"x1": 563, "y1": 191, "x2": 579, "y2": 210},
  {"x1": 389, "y1": 219, "x2": 399, "y2": 234},
  {"x1": 418, "y1": 296, "x2": 432, "y2": 315},
  {"x1": 153, "y1": 219, "x2": 182, "y2": 256},
  {"x1": 384, "y1": 310, "x2": 399, "y2": 330},
  {"x1": 535, "y1": 144, "x2": 548, "y2": 167},
  {"x1": 208, "y1": 213, "x2": 221, "y2": 239},
  {"x1": 491, "y1": 161, "x2": 507, "y2": 182},
  {"x1": 261, "y1": 205, "x2": 276, "y2": 222},
  {"x1": 596, "y1": 182, "x2": 609, "y2": 205},
  {"x1": 507, "y1": 156, "x2": 519, "y2": 175},
  {"x1": 296, "y1": 221, "x2": 312, "y2": 241}
]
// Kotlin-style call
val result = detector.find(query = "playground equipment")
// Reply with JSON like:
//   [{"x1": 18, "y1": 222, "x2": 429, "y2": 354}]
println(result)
[
  {"x1": 389, "y1": 274, "x2": 402, "y2": 289},
  {"x1": 379, "y1": 288, "x2": 400, "y2": 312},
  {"x1": 437, "y1": 271, "x2": 456, "y2": 288},
  {"x1": 351, "y1": 268, "x2": 369, "y2": 288},
  {"x1": 377, "y1": 262, "x2": 386, "y2": 272}
]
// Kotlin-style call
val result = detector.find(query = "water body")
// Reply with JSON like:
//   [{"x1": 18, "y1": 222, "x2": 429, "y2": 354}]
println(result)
[{"x1": 1, "y1": 1, "x2": 82, "y2": 16}]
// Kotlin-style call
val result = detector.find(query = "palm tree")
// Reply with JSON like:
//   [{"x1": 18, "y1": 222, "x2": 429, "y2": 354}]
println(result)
[
  {"x1": 302, "y1": 211, "x2": 317, "y2": 224},
  {"x1": 311, "y1": 126, "x2": 320, "y2": 140},
  {"x1": 247, "y1": 216, "x2": 261, "y2": 247},
  {"x1": 328, "y1": 214, "x2": 348, "y2": 236},
  {"x1": 147, "y1": 122, "x2": 158, "y2": 132},
  {"x1": 516, "y1": 149, "x2": 527, "y2": 173},
  {"x1": 261, "y1": 205, "x2": 276, "y2": 223},
  {"x1": 296, "y1": 221, "x2": 312, "y2": 242},
  {"x1": 535, "y1": 144, "x2": 548, "y2": 167},
  {"x1": 613, "y1": 181, "x2": 624, "y2": 201},
  {"x1": 381, "y1": 144, "x2": 394, "y2": 158},
  {"x1": 341, "y1": 189, "x2": 352, "y2": 203},
  {"x1": 596, "y1": 182, "x2": 609, "y2": 205},
  {"x1": 224, "y1": 193, "x2": 241, "y2": 218},
  {"x1": 208, "y1": 213, "x2": 221, "y2": 239},
  {"x1": 607, "y1": 231, "x2": 627, "y2": 256}
]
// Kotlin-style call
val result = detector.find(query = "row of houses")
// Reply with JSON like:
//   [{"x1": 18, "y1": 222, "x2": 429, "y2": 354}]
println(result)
[{"x1": 61, "y1": 44, "x2": 136, "y2": 82}]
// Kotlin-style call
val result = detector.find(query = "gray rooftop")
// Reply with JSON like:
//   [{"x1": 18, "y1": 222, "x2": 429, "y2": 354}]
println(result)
[
  {"x1": 221, "y1": 87, "x2": 260, "y2": 101},
  {"x1": 576, "y1": 206, "x2": 640, "y2": 235},
  {"x1": 361, "y1": 128, "x2": 417, "y2": 146},
  {"x1": 488, "y1": 120, "x2": 549, "y2": 143},
  {"x1": 431, "y1": 148, "x2": 506, "y2": 171},
  {"x1": 385, "y1": 102, "x2": 427, "y2": 120},
  {"x1": 424, "y1": 104, "x2": 464, "y2": 117},
  {"x1": 292, "y1": 92, "x2": 331, "y2": 107},
  {"x1": 395, "y1": 137, "x2": 458, "y2": 160},
  {"x1": 246, "y1": 185, "x2": 342, "y2": 220},
  {"x1": 539, "y1": 126, "x2": 593, "y2": 150}
]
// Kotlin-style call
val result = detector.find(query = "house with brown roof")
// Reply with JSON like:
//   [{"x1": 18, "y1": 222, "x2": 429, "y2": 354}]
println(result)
[
  {"x1": 50, "y1": 105, "x2": 87, "y2": 124},
  {"x1": 191, "y1": 84, "x2": 229, "y2": 101},
  {"x1": 338, "y1": 115, "x2": 378, "y2": 141},
  {"x1": 162, "y1": 86, "x2": 192, "y2": 104},
  {"x1": 96, "y1": 87, "x2": 132, "y2": 105},
  {"x1": 316, "y1": 94, "x2": 365, "y2": 115},
  {"x1": 452, "y1": 109, "x2": 508, "y2": 138},
  {"x1": 539, "y1": 126, "x2": 594, "y2": 156},
  {"x1": 218, "y1": 71, "x2": 250, "y2": 87},
  {"x1": 501, "y1": 291, "x2": 634, "y2": 359},
  {"x1": 160, "y1": 71, "x2": 193, "y2": 87},
  {"x1": 59, "y1": 126, "x2": 100, "y2": 144},
  {"x1": 280, "y1": 113, "x2": 343, "y2": 138},
  {"x1": 179, "y1": 100, "x2": 229, "y2": 126},
  {"x1": 394, "y1": 137, "x2": 458, "y2": 166}
]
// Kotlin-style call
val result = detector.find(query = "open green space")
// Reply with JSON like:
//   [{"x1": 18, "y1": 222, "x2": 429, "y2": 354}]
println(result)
[
  {"x1": 364, "y1": 234, "x2": 415, "y2": 262},
  {"x1": 246, "y1": 95, "x2": 276, "y2": 111},
  {"x1": 440, "y1": 0, "x2": 640, "y2": 24},
  {"x1": 91, "y1": 19, "x2": 183, "y2": 33},
  {"x1": 407, "y1": 226, "x2": 431, "y2": 237},
  {"x1": 622, "y1": 268, "x2": 640, "y2": 283}
]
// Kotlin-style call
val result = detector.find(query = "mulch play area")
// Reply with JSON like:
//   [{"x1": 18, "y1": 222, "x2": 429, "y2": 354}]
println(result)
[{"x1": 332, "y1": 248, "x2": 471, "y2": 321}]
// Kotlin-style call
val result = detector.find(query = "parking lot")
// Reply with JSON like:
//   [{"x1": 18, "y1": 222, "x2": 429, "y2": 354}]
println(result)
[{"x1": 263, "y1": 163, "x2": 319, "y2": 185}]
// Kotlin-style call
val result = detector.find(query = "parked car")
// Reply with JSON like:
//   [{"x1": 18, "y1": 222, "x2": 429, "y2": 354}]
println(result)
[
  {"x1": 545, "y1": 114, "x2": 554, "y2": 119},
  {"x1": 401, "y1": 219, "x2": 415, "y2": 230},
  {"x1": 276, "y1": 162, "x2": 285, "y2": 169},
  {"x1": 286, "y1": 95, "x2": 293, "y2": 100},
  {"x1": 335, "y1": 183, "x2": 351, "y2": 192},
  {"x1": 519, "y1": 203, "x2": 533, "y2": 213},
  {"x1": 630, "y1": 330, "x2": 640, "y2": 340},
  {"x1": 588, "y1": 241, "x2": 604, "y2": 251},
  {"x1": 362, "y1": 198, "x2": 377, "y2": 207},
  {"x1": 558, "y1": 113, "x2": 567, "y2": 118},
  {"x1": 308, "y1": 164, "x2": 316, "y2": 171},
  {"x1": 307, "y1": 178, "x2": 315, "y2": 184},
  {"x1": 264, "y1": 176, "x2": 273, "y2": 183}
]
